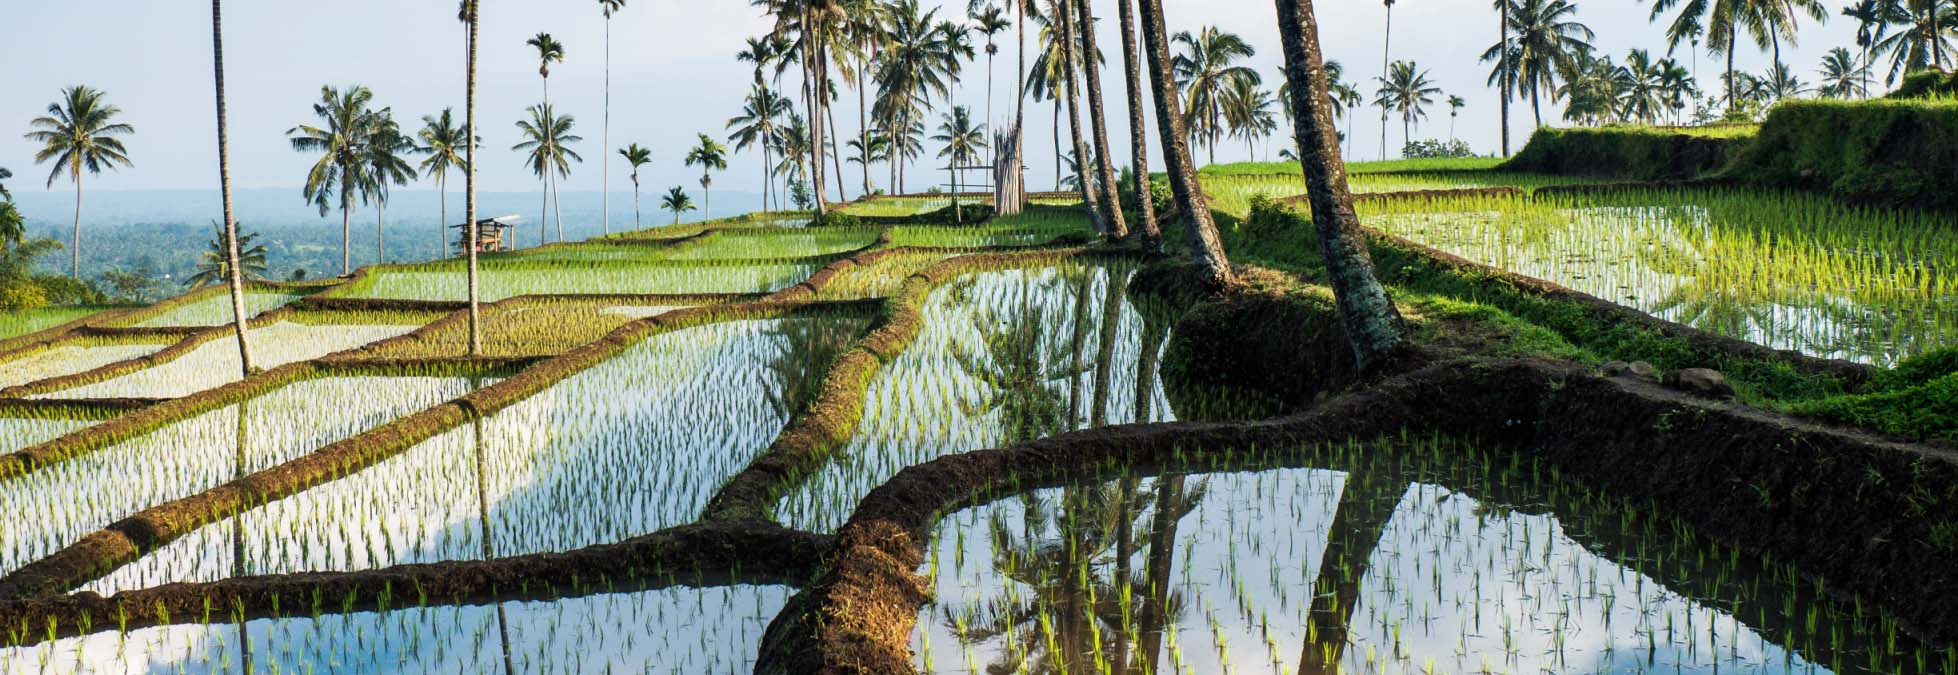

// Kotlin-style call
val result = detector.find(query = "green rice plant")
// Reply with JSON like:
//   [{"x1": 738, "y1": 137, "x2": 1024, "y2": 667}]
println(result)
[
  {"x1": 330, "y1": 260, "x2": 820, "y2": 302},
  {"x1": 814, "y1": 252, "x2": 960, "y2": 301},
  {"x1": 0, "y1": 584, "x2": 792, "y2": 673},
  {"x1": 912, "y1": 437, "x2": 1926, "y2": 674},
  {"x1": 1198, "y1": 172, "x2": 1606, "y2": 217},
  {"x1": 887, "y1": 212, "x2": 1088, "y2": 250},
  {"x1": 122, "y1": 290, "x2": 302, "y2": 329},
  {"x1": 840, "y1": 197, "x2": 963, "y2": 217},
  {"x1": 1360, "y1": 187, "x2": 1958, "y2": 365},
  {"x1": 0, "y1": 306, "x2": 115, "y2": 341},
  {"x1": 0, "y1": 338, "x2": 175, "y2": 391},
  {"x1": 39, "y1": 321, "x2": 421, "y2": 399},
  {"x1": 1199, "y1": 156, "x2": 1509, "y2": 176},
  {"x1": 658, "y1": 227, "x2": 881, "y2": 261},
  {"x1": 0, "y1": 412, "x2": 98, "y2": 455},
  {"x1": 358, "y1": 299, "x2": 701, "y2": 360},
  {"x1": 92, "y1": 317, "x2": 860, "y2": 589},
  {"x1": 775, "y1": 262, "x2": 1173, "y2": 532},
  {"x1": 0, "y1": 376, "x2": 472, "y2": 579}
]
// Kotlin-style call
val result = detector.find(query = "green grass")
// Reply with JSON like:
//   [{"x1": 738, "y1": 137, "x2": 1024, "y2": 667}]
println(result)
[{"x1": 1196, "y1": 170, "x2": 1609, "y2": 217}]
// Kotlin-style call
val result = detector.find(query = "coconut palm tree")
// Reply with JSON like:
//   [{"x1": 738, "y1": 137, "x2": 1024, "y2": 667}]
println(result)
[
  {"x1": 1136, "y1": 0, "x2": 1233, "y2": 286},
  {"x1": 461, "y1": 0, "x2": 483, "y2": 355},
  {"x1": 728, "y1": 84, "x2": 789, "y2": 211},
  {"x1": 1641, "y1": 0, "x2": 1805, "y2": 111},
  {"x1": 874, "y1": 0, "x2": 968, "y2": 196},
  {"x1": 1622, "y1": 49, "x2": 1669, "y2": 123},
  {"x1": 1446, "y1": 94, "x2": 1467, "y2": 140},
  {"x1": 1115, "y1": 0, "x2": 1163, "y2": 249},
  {"x1": 932, "y1": 106, "x2": 988, "y2": 222},
  {"x1": 418, "y1": 108, "x2": 468, "y2": 258},
  {"x1": 1220, "y1": 78, "x2": 1278, "y2": 158},
  {"x1": 512, "y1": 103, "x2": 583, "y2": 246},
  {"x1": 25, "y1": 85, "x2": 134, "y2": 280},
  {"x1": 1817, "y1": 47, "x2": 1872, "y2": 97},
  {"x1": 526, "y1": 33, "x2": 567, "y2": 106},
  {"x1": 972, "y1": 4, "x2": 1012, "y2": 163},
  {"x1": 1486, "y1": 0, "x2": 1594, "y2": 125},
  {"x1": 1559, "y1": 50, "x2": 1634, "y2": 125},
  {"x1": 599, "y1": 0, "x2": 626, "y2": 235},
  {"x1": 1374, "y1": 61, "x2": 1440, "y2": 153},
  {"x1": 0, "y1": 203, "x2": 22, "y2": 251},
  {"x1": 187, "y1": 223, "x2": 269, "y2": 288},
  {"x1": 210, "y1": 0, "x2": 256, "y2": 375},
  {"x1": 1842, "y1": 0, "x2": 1892, "y2": 97},
  {"x1": 1379, "y1": 0, "x2": 1397, "y2": 159},
  {"x1": 684, "y1": 133, "x2": 730, "y2": 219},
  {"x1": 1495, "y1": 0, "x2": 1513, "y2": 155},
  {"x1": 660, "y1": 185, "x2": 696, "y2": 225},
  {"x1": 1171, "y1": 27, "x2": 1260, "y2": 165},
  {"x1": 287, "y1": 84, "x2": 371, "y2": 276},
  {"x1": 0, "y1": 167, "x2": 11, "y2": 202},
  {"x1": 360, "y1": 110, "x2": 417, "y2": 264},
  {"x1": 1873, "y1": 0, "x2": 1957, "y2": 80},
  {"x1": 618, "y1": 143, "x2": 653, "y2": 228},
  {"x1": 1761, "y1": 60, "x2": 1810, "y2": 100},
  {"x1": 1072, "y1": 0, "x2": 1128, "y2": 238}
]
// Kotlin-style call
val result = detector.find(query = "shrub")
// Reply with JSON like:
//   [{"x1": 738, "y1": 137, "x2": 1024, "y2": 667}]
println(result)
[
  {"x1": 1502, "y1": 125, "x2": 1751, "y2": 179},
  {"x1": 1400, "y1": 139, "x2": 1475, "y2": 159},
  {"x1": 1727, "y1": 97, "x2": 1958, "y2": 210},
  {"x1": 1887, "y1": 69, "x2": 1958, "y2": 99}
]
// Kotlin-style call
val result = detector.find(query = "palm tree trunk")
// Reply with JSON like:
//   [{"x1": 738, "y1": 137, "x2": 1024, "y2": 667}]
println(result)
[
  {"x1": 632, "y1": 179, "x2": 641, "y2": 227},
  {"x1": 1726, "y1": 26, "x2": 1738, "y2": 111},
  {"x1": 1016, "y1": 0, "x2": 1029, "y2": 202},
  {"x1": 70, "y1": 163, "x2": 83, "y2": 280},
  {"x1": 1075, "y1": 0, "x2": 1129, "y2": 239},
  {"x1": 1379, "y1": 5, "x2": 1392, "y2": 161},
  {"x1": 1135, "y1": 474, "x2": 1185, "y2": 672},
  {"x1": 551, "y1": 167, "x2": 564, "y2": 243},
  {"x1": 376, "y1": 199, "x2": 386, "y2": 263},
  {"x1": 1117, "y1": 0, "x2": 1161, "y2": 249},
  {"x1": 439, "y1": 171, "x2": 448, "y2": 258},
  {"x1": 340, "y1": 183, "x2": 352, "y2": 275},
  {"x1": 986, "y1": 49, "x2": 997, "y2": 168},
  {"x1": 539, "y1": 176, "x2": 549, "y2": 247},
  {"x1": 1136, "y1": 0, "x2": 1232, "y2": 286},
  {"x1": 1053, "y1": 102, "x2": 1063, "y2": 190},
  {"x1": 1056, "y1": 0, "x2": 1101, "y2": 230},
  {"x1": 826, "y1": 77, "x2": 848, "y2": 203},
  {"x1": 603, "y1": 16, "x2": 612, "y2": 236},
  {"x1": 1274, "y1": 0, "x2": 1408, "y2": 371},
  {"x1": 1297, "y1": 466, "x2": 1403, "y2": 674},
  {"x1": 858, "y1": 72, "x2": 873, "y2": 195},
  {"x1": 1499, "y1": 0, "x2": 1511, "y2": 155},
  {"x1": 1531, "y1": 85, "x2": 1542, "y2": 126},
  {"x1": 212, "y1": 0, "x2": 255, "y2": 376},
  {"x1": 465, "y1": 0, "x2": 482, "y2": 356},
  {"x1": 807, "y1": 17, "x2": 830, "y2": 220}
]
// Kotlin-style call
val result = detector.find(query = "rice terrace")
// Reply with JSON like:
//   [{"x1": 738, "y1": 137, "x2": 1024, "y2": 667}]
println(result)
[{"x1": 1, "y1": 0, "x2": 1956, "y2": 673}]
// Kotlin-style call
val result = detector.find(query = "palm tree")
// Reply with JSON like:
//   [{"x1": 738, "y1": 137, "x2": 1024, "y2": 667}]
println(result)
[
  {"x1": 187, "y1": 223, "x2": 269, "y2": 288},
  {"x1": 660, "y1": 186, "x2": 696, "y2": 225},
  {"x1": 25, "y1": 86, "x2": 134, "y2": 280},
  {"x1": 418, "y1": 108, "x2": 468, "y2": 258},
  {"x1": 1761, "y1": 60, "x2": 1810, "y2": 100},
  {"x1": 1325, "y1": 61, "x2": 1364, "y2": 158},
  {"x1": 1495, "y1": 0, "x2": 1513, "y2": 155},
  {"x1": 873, "y1": 0, "x2": 967, "y2": 197},
  {"x1": 1220, "y1": 78, "x2": 1277, "y2": 158},
  {"x1": 972, "y1": 4, "x2": 1012, "y2": 164},
  {"x1": 288, "y1": 85, "x2": 371, "y2": 276},
  {"x1": 728, "y1": 84, "x2": 789, "y2": 211},
  {"x1": 1072, "y1": 0, "x2": 1128, "y2": 238},
  {"x1": 1873, "y1": 0, "x2": 1957, "y2": 81},
  {"x1": 599, "y1": 0, "x2": 627, "y2": 236},
  {"x1": 0, "y1": 202, "x2": 23, "y2": 251},
  {"x1": 1485, "y1": 0, "x2": 1593, "y2": 126},
  {"x1": 461, "y1": 0, "x2": 483, "y2": 355},
  {"x1": 618, "y1": 143, "x2": 653, "y2": 228},
  {"x1": 1171, "y1": 27, "x2": 1260, "y2": 165},
  {"x1": 1136, "y1": 0, "x2": 1233, "y2": 286},
  {"x1": 1842, "y1": 0, "x2": 1890, "y2": 97},
  {"x1": 684, "y1": 133, "x2": 730, "y2": 219},
  {"x1": 1641, "y1": 0, "x2": 1810, "y2": 111},
  {"x1": 1622, "y1": 49, "x2": 1669, "y2": 123},
  {"x1": 211, "y1": 0, "x2": 255, "y2": 376},
  {"x1": 512, "y1": 103, "x2": 583, "y2": 246},
  {"x1": 0, "y1": 167, "x2": 11, "y2": 202},
  {"x1": 1817, "y1": 47, "x2": 1871, "y2": 98},
  {"x1": 1379, "y1": 0, "x2": 1397, "y2": 159},
  {"x1": 1559, "y1": 50, "x2": 1634, "y2": 125},
  {"x1": 361, "y1": 110, "x2": 417, "y2": 264},
  {"x1": 526, "y1": 33, "x2": 567, "y2": 106},
  {"x1": 1115, "y1": 0, "x2": 1163, "y2": 249},
  {"x1": 1374, "y1": 61, "x2": 1440, "y2": 154},
  {"x1": 932, "y1": 106, "x2": 988, "y2": 222},
  {"x1": 1446, "y1": 94, "x2": 1467, "y2": 141}
]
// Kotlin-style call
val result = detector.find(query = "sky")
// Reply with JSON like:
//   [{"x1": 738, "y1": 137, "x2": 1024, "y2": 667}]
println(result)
[{"x1": 0, "y1": 0, "x2": 1862, "y2": 204}]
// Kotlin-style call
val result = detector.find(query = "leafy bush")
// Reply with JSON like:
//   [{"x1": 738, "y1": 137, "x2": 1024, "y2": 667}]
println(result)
[
  {"x1": 1886, "y1": 69, "x2": 1958, "y2": 99},
  {"x1": 1727, "y1": 97, "x2": 1958, "y2": 210},
  {"x1": 1502, "y1": 125, "x2": 1752, "y2": 179},
  {"x1": 1400, "y1": 139, "x2": 1474, "y2": 159}
]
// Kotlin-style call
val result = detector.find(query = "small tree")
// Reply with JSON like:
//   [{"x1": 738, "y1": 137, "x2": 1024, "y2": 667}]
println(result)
[
  {"x1": 187, "y1": 222, "x2": 269, "y2": 288},
  {"x1": 660, "y1": 186, "x2": 696, "y2": 225}
]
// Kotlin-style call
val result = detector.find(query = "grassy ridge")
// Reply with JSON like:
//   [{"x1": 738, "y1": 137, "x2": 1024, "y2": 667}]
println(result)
[{"x1": 1726, "y1": 97, "x2": 1958, "y2": 210}]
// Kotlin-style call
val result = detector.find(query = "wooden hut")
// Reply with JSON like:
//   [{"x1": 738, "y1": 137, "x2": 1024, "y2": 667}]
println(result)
[{"x1": 451, "y1": 215, "x2": 522, "y2": 255}]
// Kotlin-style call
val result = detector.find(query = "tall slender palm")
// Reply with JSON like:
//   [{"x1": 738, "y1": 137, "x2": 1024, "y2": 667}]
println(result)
[
  {"x1": 25, "y1": 86, "x2": 134, "y2": 280},
  {"x1": 210, "y1": 0, "x2": 254, "y2": 376},
  {"x1": 1874, "y1": 0, "x2": 1957, "y2": 80},
  {"x1": 738, "y1": 35, "x2": 785, "y2": 208},
  {"x1": 1136, "y1": 0, "x2": 1232, "y2": 285},
  {"x1": 287, "y1": 84, "x2": 372, "y2": 276},
  {"x1": 527, "y1": 33, "x2": 567, "y2": 107},
  {"x1": 874, "y1": 0, "x2": 966, "y2": 196},
  {"x1": 933, "y1": 106, "x2": 988, "y2": 222},
  {"x1": 418, "y1": 108, "x2": 468, "y2": 258},
  {"x1": 972, "y1": 5, "x2": 1013, "y2": 165},
  {"x1": 1326, "y1": 61, "x2": 1364, "y2": 158},
  {"x1": 1116, "y1": 0, "x2": 1162, "y2": 249},
  {"x1": 684, "y1": 133, "x2": 730, "y2": 218},
  {"x1": 1072, "y1": 0, "x2": 1127, "y2": 238},
  {"x1": 1817, "y1": 47, "x2": 1870, "y2": 98},
  {"x1": 1447, "y1": 94, "x2": 1467, "y2": 140},
  {"x1": 1620, "y1": 50, "x2": 1669, "y2": 123},
  {"x1": 360, "y1": 110, "x2": 417, "y2": 264},
  {"x1": 1220, "y1": 77, "x2": 1278, "y2": 158},
  {"x1": 619, "y1": 143, "x2": 652, "y2": 228},
  {"x1": 1052, "y1": 0, "x2": 1101, "y2": 227},
  {"x1": 1485, "y1": 0, "x2": 1594, "y2": 125},
  {"x1": 599, "y1": 0, "x2": 626, "y2": 235},
  {"x1": 728, "y1": 84, "x2": 789, "y2": 211},
  {"x1": 1496, "y1": 0, "x2": 1512, "y2": 155},
  {"x1": 845, "y1": 4, "x2": 892, "y2": 199},
  {"x1": 461, "y1": 0, "x2": 482, "y2": 355},
  {"x1": 1374, "y1": 61, "x2": 1440, "y2": 153},
  {"x1": 1641, "y1": 0, "x2": 1783, "y2": 111},
  {"x1": 660, "y1": 186, "x2": 696, "y2": 225},
  {"x1": 512, "y1": 104, "x2": 583, "y2": 246},
  {"x1": 1841, "y1": 0, "x2": 1890, "y2": 97},
  {"x1": 1380, "y1": 0, "x2": 1396, "y2": 160},
  {"x1": 1273, "y1": 0, "x2": 1407, "y2": 369},
  {"x1": 1171, "y1": 27, "x2": 1260, "y2": 165}
]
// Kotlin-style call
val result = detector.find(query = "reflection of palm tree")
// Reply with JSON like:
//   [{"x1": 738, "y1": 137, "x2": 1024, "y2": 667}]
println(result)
[
  {"x1": 967, "y1": 484, "x2": 1149, "y2": 674},
  {"x1": 232, "y1": 400, "x2": 253, "y2": 673},
  {"x1": 1299, "y1": 469, "x2": 1405, "y2": 674},
  {"x1": 764, "y1": 317, "x2": 862, "y2": 417},
  {"x1": 950, "y1": 276, "x2": 1081, "y2": 445},
  {"x1": 468, "y1": 375, "x2": 517, "y2": 675}
]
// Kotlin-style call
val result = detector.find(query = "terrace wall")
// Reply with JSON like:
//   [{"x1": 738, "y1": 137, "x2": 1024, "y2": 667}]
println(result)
[
  {"x1": 1501, "y1": 125, "x2": 1749, "y2": 180},
  {"x1": 1727, "y1": 98, "x2": 1958, "y2": 211}
]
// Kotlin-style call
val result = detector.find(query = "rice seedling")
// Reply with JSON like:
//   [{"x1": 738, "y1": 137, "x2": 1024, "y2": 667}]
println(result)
[
  {"x1": 887, "y1": 215, "x2": 1087, "y2": 250},
  {"x1": 0, "y1": 338, "x2": 174, "y2": 391},
  {"x1": 121, "y1": 290, "x2": 302, "y2": 328},
  {"x1": 332, "y1": 260, "x2": 820, "y2": 302},
  {"x1": 91, "y1": 317, "x2": 860, "y2": 589},
  {"x1": 775, "y1": 263, "x2": 1174, "y2": 532},
  {"x1": 0, "y1": 412, "x2": 97, "y2": 455},
  {"x1": 839, "y1": 197, "x2": 966, "y2": 217},
  {"x1": 0, "y1": 376, "x2": 472, "y2": 579},
  {"x1": 658, "y1": 228, "x2": 882, "y2": 261},
  {"x1": 815, "y1": 252, "x2": 960, "y2": 301},
  {"x1": 0, "y1": 584, "x2": 791, "y2": 674},
  {"x1": 913, "y1": 437, "x2": 1931, "y2": 674},
  {"x1": 1362, "y1": 188, "x2": 1958, "y2": 365},
  {"x1": 358, "y1": 299, "x2": 701, "y2": 360},
  {"x1": 1200, "y1": 156, "x2": 1509, "y2": 176},
  {"x1": 1197, "y1": 172, "x2": 1604, "y2": 218},
  {"x1": 0, "y1": 307, "x2": 112, "y2": 341},
  {"x1": 37, "y1": 321, "x2": 420, "y2": 399}
]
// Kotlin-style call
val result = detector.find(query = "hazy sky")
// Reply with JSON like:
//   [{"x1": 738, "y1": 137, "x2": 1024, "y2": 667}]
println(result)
[{"x1": 0, "y1": 0, "x2": 1859, "y2": 200}]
